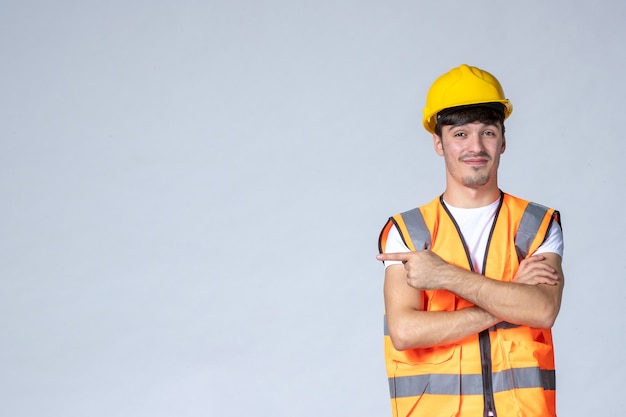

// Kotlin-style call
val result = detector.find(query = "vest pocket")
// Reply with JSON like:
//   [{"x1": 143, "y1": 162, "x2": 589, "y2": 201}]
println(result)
[
  {"x1": 392, "y1": 344, "x2": 456, "y2": 366},
  {"x1": 390, "y1": 345, "x2": 460, "y2": 417},
  {"x1": 493, "y1": 338, "x2": 555, "y2": 416},
  {"x1": 498, "y1": 339, "x2": 553, "y2": 367}
]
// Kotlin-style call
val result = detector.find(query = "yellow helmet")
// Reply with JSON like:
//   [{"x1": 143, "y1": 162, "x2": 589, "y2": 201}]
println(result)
[{"x1": 422, "y1": 64, "x2": 513, "y2": 134}]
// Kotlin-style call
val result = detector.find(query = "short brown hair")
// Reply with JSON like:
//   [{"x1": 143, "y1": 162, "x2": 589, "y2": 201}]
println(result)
[{"x1": 434, "y1": 104, "x2": 505, "y2": 137}]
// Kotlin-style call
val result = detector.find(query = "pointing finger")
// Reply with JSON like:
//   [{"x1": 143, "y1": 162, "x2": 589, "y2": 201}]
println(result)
[{"x1": 376, "y1": 252, "x2": 413, "y2": 262}]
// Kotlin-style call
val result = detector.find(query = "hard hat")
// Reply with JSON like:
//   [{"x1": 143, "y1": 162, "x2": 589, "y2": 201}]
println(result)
[{"x1": 422, "y1": 64, "x2": 513, "y2": 134}]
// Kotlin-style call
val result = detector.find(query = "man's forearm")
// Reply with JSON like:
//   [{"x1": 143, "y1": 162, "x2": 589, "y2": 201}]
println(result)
[
  {"x1": 437, "y1": 262, "x2": 562, "y2": 328},
  {"x1": 380, "y1": 251, "x2": 564, "y2": 351},
  {"x1": 388, "y1": 305, "x2": 499, "y2": 350},
  {"x1": 384, "y1": 263, "x2": 500, "y2": 350}
]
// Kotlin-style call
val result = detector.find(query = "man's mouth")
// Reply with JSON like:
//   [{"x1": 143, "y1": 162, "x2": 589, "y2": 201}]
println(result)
[
  {"x1": 460, "y1": 153, "x2": 490, "y2": 166},
  {"x1": 461, "y1": 157, "x2": 489, "y2": 166}
]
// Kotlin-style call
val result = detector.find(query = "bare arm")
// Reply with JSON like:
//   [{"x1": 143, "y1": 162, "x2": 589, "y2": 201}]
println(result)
[
  {"x1": 379, "y1": 251, "x2": 564, "y2": 350},
  {"x1": 384, "y1": 264, "x2": 499, "y2": 350},
  {"x1": 379, "y1": 251, "x2": 564, "y2": 329},
  {"x1": 493, "y1": 252, "x2": 564, "y2": 327}
]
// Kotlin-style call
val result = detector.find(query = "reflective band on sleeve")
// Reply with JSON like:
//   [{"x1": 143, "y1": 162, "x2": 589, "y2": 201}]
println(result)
[
  {"x1": 515, "y1": 202, "x2": 549, "y2": 259},
  {"x1": 399, "y1": 208, "x2": 431, "y2": 251},
  {"x1": 389, "y1": 367, "x2": 555, "y2": 398}
]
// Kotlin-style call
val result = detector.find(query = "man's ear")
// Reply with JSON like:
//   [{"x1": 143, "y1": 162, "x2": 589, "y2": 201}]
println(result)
[
  {"x1": 501, "y1": 135, "x2": 506, "y2": 154},
  {"x1": 433, "y1": 134, "x2": 444, "y2": 156}
]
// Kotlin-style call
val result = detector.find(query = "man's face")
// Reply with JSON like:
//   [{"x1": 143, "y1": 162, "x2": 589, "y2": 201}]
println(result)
[{"x1": 433, "y1": 121, "x2": 506, "y2": 189}]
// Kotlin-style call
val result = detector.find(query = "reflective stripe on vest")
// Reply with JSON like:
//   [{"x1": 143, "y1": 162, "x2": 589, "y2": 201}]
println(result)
[
  {"x1": 390, "y1": 367, "x2": 556, "y2": 398},
  {"x1": 515, "y1": 202, "x2": 550, "y2": 260},
  {"x1": 393, "y1": 207, "x2": 431, "y2": 251}
]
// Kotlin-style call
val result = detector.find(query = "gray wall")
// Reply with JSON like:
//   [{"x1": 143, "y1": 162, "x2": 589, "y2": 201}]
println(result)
[{"x1": 1, "y1": 1, "x2": 622, "y2": 415}]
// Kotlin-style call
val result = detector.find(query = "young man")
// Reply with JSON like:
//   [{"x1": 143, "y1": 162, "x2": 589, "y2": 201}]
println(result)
[{"x1": 376, "y1": 64, "x2": 564, "y2": 417}]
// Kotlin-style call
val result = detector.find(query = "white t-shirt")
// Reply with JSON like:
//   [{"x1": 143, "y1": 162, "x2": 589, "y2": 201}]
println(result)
[{"x1": 383, "y1": 198, "x2": 564, "y2": 274}]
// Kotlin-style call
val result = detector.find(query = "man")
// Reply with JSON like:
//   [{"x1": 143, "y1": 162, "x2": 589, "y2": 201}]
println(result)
[{"x1": 376, "y1": 64, "x2": 564, "y2": 417}]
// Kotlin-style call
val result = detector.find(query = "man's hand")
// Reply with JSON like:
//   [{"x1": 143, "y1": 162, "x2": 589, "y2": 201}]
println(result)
[
  {"x1": 512, "y1": 254, "x2": 559, "y2": 286},
  {"x1": 376, "y1": 251, "x2": 451, "y2": 290}
]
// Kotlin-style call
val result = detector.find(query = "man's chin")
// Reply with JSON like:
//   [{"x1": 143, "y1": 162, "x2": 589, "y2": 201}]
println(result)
[{"x1": 462, "y1": 175, "x2": 490, "y2": 188}]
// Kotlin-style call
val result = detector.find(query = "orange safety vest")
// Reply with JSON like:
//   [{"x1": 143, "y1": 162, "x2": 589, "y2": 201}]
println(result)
[{"x1": 378, "y1": 192, "x2": 561, "y2": 417}]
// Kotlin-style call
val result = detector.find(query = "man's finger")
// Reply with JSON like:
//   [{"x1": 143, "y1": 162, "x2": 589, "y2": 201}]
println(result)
[{"x1": 376, "y1": 252, "x2": 413, "y2": 262}]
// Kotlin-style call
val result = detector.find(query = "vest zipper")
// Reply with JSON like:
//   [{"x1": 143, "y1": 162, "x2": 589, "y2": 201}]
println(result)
[
  {"x1": 479, "y1": 193, "x2": 503, "y2": 417},
  {"x1": 440, "y1": 193, "x2": 503, "y2": 417},
  {"x1": 479, "y1": 329, "x2": 497, "y2": 417}
]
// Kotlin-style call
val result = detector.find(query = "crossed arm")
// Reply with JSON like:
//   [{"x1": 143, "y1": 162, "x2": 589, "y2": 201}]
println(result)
[{"x1": 377, "y1": 251, "x2": 564, "y2": 350}]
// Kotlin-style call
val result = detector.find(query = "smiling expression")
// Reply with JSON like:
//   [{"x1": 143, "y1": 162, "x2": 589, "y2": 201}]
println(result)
[{"x1": 434, "y1": 121, "x2": 506, "y2": 189}]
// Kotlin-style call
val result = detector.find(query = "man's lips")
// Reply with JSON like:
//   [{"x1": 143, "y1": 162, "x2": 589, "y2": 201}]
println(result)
[{"x1": 461, "y1": 157, "x2": 489, "y2": 166}]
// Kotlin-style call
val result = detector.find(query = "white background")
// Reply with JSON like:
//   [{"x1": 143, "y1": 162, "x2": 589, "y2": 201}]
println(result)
[{"x1": 1, "y1": 1, "x2": 624, "y2": 416}]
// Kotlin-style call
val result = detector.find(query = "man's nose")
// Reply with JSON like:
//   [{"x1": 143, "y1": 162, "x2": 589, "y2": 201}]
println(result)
[{"x1": 466, "y1": 133, "x2": 485, "y2": 152}]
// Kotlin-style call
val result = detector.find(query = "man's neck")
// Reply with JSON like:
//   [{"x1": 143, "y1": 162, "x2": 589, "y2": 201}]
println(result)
[{"x1": 441, "y1": 185, "x2": 501, "y2": 208}]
